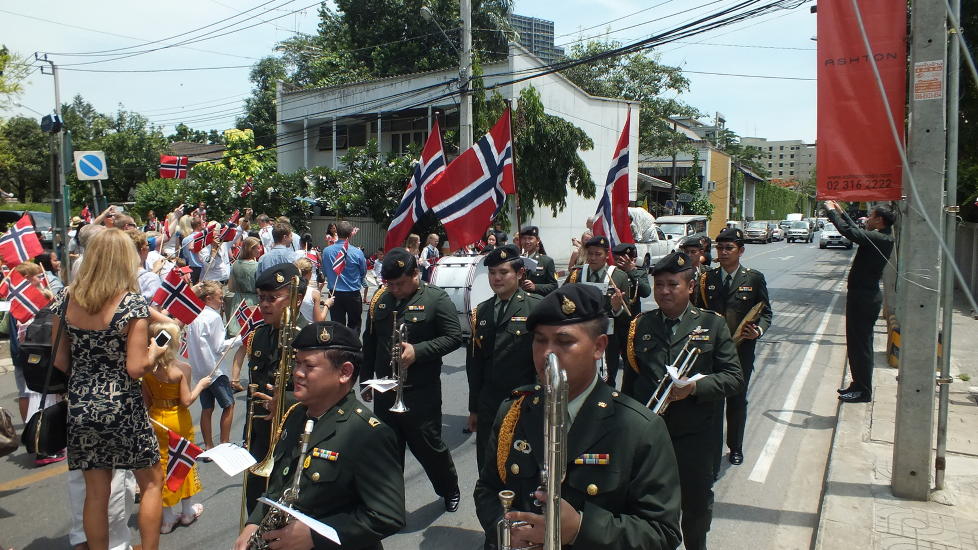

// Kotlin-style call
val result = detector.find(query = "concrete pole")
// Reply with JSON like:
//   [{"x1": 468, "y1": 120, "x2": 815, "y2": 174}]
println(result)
[
  {"x1": 36, "y1": 54, "x2": 70, "y2": 275},
  {"x1": 892, "y1": 0, "x2": 947, "y2": 500},
  {"x1": 459, "y1": 0, "x2": 473, "y2": 151},
  {"x1": 935, "y1": 0, "x2": 961, "y2": 491}
]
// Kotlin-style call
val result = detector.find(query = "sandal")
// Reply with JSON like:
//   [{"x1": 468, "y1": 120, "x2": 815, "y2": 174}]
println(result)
[{"x1": 178, "y1": 503, "x2": 204, "y2": 526}]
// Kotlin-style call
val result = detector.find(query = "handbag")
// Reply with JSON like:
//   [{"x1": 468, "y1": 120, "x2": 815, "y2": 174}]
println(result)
[
  {"x1": 21, "y1": 294, "x2": 70, "y2": 456},
  {"x1": 0, "y1": 407, "x2": 17, "y2": 458}
]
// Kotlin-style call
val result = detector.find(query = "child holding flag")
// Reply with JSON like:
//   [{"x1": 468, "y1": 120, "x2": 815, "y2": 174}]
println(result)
[{"x1": 142, "y1": 321, "x2": 212, "y2": 534}]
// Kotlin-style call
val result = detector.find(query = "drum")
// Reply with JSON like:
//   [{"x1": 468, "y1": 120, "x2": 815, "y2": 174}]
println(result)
[{"x1": 429, "y1": 254, "x2": 493, "y2": 336}]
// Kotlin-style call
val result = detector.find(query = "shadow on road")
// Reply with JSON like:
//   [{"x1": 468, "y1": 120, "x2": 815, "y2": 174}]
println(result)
[
  {"x1": 761, "y1": 409, "x2": 836, "y2": 430},
  {"x1": 401, "y1": 499, "x2": 448, "y2": 533},
  {"x1": 418, "y1": 525, "x2": 485, "y2": 549},
  {"x1": 713, "y1": 500, "x2": 818, "y2": 527}
]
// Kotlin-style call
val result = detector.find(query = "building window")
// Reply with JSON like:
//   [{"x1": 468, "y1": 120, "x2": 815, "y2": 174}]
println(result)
[
  {"x1": 779, "y1": 145, "x2": 784, "y2": 150},
  {"x1": 767, "y1": 162, "x2": 772, "y2": 167},
  {"x1": 317, "y1": 123, "x2": 367, "y2": 150},
  {"x1": 778, "y1": 171, "x2": 783, "y2": 175},
  {"x1": 390, "y1": 131, "x2": 428, "y2": 154},
  {"x1": 790, "y1": 154, "x2": 795, "y2": 159},
  {"x1": 779, "y1": 163, "x2": 783, "y2": 167},
  {"x1": 768, "y1": 146, "x2": 773, "y2": 151},
  {"x1": 790, "y1": 170, "x2": 795, "y2": 175},
  {"x1": 779, "y1": 154, "x2": 784, "y2": 159}
]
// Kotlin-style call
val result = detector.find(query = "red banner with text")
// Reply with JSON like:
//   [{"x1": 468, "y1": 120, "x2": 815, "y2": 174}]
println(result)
[{"x1": 817, "y1": 0, "x2": 906, "y2": 201}]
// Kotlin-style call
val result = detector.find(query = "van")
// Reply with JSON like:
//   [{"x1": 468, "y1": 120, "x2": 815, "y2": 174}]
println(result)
[{"x1": 655, "y1": 215, "x2": 709, "y2": 250}]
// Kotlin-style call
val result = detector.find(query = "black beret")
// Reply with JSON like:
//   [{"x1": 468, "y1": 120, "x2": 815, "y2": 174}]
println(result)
[
  {"x1": 716, "y1": 227, "x2": 745, "y2": 244},
  {"x1": 651, "y1": 251, "x2": 694, "y2": 275},
  {"x1": 585, "y1": 235, "x2": 609, "y2": 249},
  {"x1": 256, "y1": 263, "x2": 302, "y2": 291},
  {"x1": 292, "y1": 321, "x2": 361, "y2": 353},
  {"x1": 495, "y1": 231, "x2": 509, "y2": 243},
  {"x1": 527, "y1": 283, "x2": 606, "y2": 331},
  {"x1": 679, "y1": 236, "x2": 703, "y2": 249},
  {"x1": 611, "y1": 242, "x2": 637, "y2": 256},
  {"x1": 484, "y1": 244, "x2": 522, "y2": 268},
  {"x1": 381, "y1": 248, "x2": 417, "y2": 280},
  {"x1": 519, "y1": 225, "x2": 539, "y2": 238}
]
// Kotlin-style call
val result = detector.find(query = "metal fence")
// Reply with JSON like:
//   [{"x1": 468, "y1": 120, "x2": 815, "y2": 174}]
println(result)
[{"x1": 308, "y1": 216, "x2": 386, "y2": 255}]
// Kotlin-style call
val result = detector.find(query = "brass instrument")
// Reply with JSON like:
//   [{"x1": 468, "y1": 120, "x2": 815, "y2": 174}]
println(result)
[
  {"x1": 387, "y1": 311, "x2": 409, "y2": 413},
  {"x1": 646, "y1": 336, "x2": 702, "y2": 415},
  {"x1": 248, "y1": 419, "x2": 314, "y2": 550},
  {"x1": 240, "y1": 383, "x2": 261, "y2": 530},
  {"x1": 495, "y1": 352, "x2": 568, "y2": 550},
  {"x1": 732, "y1": 301, "x2": 766, "y2": 346}
]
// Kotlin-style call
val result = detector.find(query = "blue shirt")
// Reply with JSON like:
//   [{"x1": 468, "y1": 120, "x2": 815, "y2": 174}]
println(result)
[
  {"x1": 181, "y1": 234, "x2": 203, "y2": 268},
  {"x1": 323, "y1": 240, "x2": 367, "y2": 292},
  {"x1": 257, "y1": 245, "x2": 299, "y2": 277}
]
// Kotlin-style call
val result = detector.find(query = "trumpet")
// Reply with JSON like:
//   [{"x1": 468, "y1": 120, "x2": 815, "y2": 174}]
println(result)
[
  {"x1": 646, "y1": 336, "x2": 702, "y2": 415},
  {"x1": 388, "y1": 312, "x2": 409, "y2": 413}
]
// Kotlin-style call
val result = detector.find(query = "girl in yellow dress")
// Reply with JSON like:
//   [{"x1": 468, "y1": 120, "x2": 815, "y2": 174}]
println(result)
[{"x1": 143, "y1": 321, "x2": 212, "y2": 534}]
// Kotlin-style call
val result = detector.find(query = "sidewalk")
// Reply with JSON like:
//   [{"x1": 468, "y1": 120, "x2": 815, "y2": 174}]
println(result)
[{"x1": 816, "y1": 301, "x2": 978, "y2": 549}]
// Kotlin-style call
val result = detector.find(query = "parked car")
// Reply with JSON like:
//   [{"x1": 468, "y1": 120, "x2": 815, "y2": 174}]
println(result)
[
  {"x1": 629, "y1": 207, "x2": 671, "y2": 267},
  {"x1": 819, "y1": 223, "x2": 852, "y2": 249},
  {"x1": 744, "y1": 220, "x2": 773, "y2": 243},
  {"x1": 786, "y1": 220, "x2": 814, "y2": 243},
  {"x1": 768, "y1": 222, "x2": 785, "y2": 241},
  {"x1": 778, "y1": 219, "x2": 792, "y2": 232},
  {"x1": 0, "y1": 210, "x2": 53, "y2": 249},
  {"x1": 656, "y1": 215, "x2": 709, "y2": 251}
]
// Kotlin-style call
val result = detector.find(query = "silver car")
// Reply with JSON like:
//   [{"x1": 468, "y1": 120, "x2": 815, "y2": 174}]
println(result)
[
  {"x1": 819, "y1": 223, "x2": 852, "y2": 249},
  {"x1": 786, "y1": 220, "x2": 813, "y2": 243}
]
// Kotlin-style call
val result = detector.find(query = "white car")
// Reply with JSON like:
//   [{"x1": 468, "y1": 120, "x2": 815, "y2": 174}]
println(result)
[
  {"x1": 768, "y1": 222, "x2": 785, "y2": 241},
  {"x1": 819, "y1": 223, "x2": 852, "y2": 249}
]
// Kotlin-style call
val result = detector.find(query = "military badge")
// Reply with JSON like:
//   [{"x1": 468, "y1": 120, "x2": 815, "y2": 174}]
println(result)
[
  {"x1": 738, "y1": 286, "x2": 753, "y2": 292},
  {"x1": 312, "y1": 448, "x2": 340, "y2": 461},
  {"x1": 561, "y1": 295, "x2": 576, "y2": 315},
  {"x1": 677, "y1": 256, "x2": 685, "y2": 266},
  {"x1": 513, "y1": 439, "x2": 531, "y2": 454},
  {"x1": 511, "y1": 316, "x2": 527, "y2": 322},
  {"x1": 407, "y1": 305, "x2": 425, "y2": 311},
  {"x1": 319, "y1": 327, "x2": 331, "y2": 343},
  {"x1": 275, "y1": 272, "x2": 285, "y2": 283},
  {"x1": 500, "y1": 251, "x2": 507, "y2": 259},
  {"x1": 574, "y1": 453, "x2": 610, "y2": 465},
  {"x1": 397, "y1": 260, "x2": 405, "y2": 267},
  {"x1": 642, "y1": 334, "x2": 651, "y2": 341}
]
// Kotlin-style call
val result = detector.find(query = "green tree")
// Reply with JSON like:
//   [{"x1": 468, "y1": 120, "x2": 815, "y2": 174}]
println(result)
[
  {"x1": 0, "y1": 46, "x2": 30, "y2": 109},
  {"x1": 677, "y1": 151, "x2": 714, "y2": 218},
  {"x1": 0, "y1": 116, "x2": 49, "y2": 201},
  {"x1": 168, "y1": 123, "x2": 224, "y2": 144}
]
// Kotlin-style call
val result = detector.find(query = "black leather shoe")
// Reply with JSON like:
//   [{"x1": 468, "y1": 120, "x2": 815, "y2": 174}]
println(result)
[
  {"x1": 837, "y1": 385, "x2": 856, "y2": 395},
  {"x1": 728, "y1": 451, "x2": 744, "y2": 465},
  {"x1": 839, "y1": 390, "x2": 871, "y2": 403},
  {"x1": 445, "y1": 490, "x2": 461, "y2": 512}
]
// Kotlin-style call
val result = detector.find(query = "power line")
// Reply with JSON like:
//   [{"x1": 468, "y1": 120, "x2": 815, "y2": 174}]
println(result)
[{"x1": 59, "y1": 64, "x2": 253, "y2": 73}]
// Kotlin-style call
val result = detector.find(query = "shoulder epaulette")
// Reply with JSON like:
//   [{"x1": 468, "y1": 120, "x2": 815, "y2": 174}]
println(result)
[
  {"x1": 497, "y1": 393, "x2": 528, "y2": 483},
  {"x1": 698, "y1": 271, "x2": 709, "y2": 305},
  {"x1": 277, "y1": 402, "x2": 303, "y2": 440},
  {"x1": 626, "y1": 312, "x2": 647, "y2": 374},
  {"x1": 245, "y1": 331, "x2": 256, "y2": 356},
  {"x1": 353, "y1": 406, "x2": 383, "y2": 428},
  {"x1": 369, "y1": 285, "x2": 388, "y2": 319}
]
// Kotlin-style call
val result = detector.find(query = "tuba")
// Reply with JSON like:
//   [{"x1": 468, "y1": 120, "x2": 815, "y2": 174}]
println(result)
[
  {"x1": 496, "y1": 352, "x2": 568, "y2": 550},
  {"x1": 645, "y1": 335, "x2": 702, "y2": 415},
  {"x1": 387, "y1": 311, "x2": 409, "y2": 413},
  {"x1": 247, "y1": 419, "x2": 314, "y2": 550}
]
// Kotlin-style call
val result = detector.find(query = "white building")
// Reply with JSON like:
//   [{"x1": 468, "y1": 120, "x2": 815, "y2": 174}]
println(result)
[
  {"x1": 276, "y1": 43, "x2": 638, "y2": 263},
  {"x1": 740, "y1": 137, "x2": 816, "y2": 182}
]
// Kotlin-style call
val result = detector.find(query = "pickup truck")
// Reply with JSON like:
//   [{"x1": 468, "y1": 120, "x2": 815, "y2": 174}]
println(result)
[{"x1": 629, "y1": 207, "x2": 672, "y2": 268}]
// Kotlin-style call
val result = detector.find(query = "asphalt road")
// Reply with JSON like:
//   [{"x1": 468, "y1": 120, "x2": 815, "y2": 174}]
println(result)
[{"x1": 0, "y1": 236, "x2": 854, "y2": 550}]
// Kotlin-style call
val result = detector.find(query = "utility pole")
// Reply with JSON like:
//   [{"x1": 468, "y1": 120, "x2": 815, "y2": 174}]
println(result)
[
  {"x1": 670, "y1": 119, "x2": 678, "y2": 214},
  {"x1": 892, "y1": 0, "x2": 947, "y2": 499},
  {"x1": 459, "y1": 0, "x2": 473, "y2": 152},
  {"x1": 35, "y1": 53, "x2": 71, "y2": 276}
]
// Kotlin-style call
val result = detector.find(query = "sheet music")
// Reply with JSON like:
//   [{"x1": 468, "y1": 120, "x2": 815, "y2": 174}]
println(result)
[
  {"x1": 521, "y1": 256, "x2": 538, "y2": 271},
  {"x1": 665, "y1": 365, "x2": 705, "y2": 387},
  {"x1": 361, "y1": 378, "x2": 399, "y2": 393},
  {"x1": 257, "y1": 497, "x2": 341, "y2": 544},
  {"x1": 197, "y1": 443, "x2": 256, "y2": 476}
]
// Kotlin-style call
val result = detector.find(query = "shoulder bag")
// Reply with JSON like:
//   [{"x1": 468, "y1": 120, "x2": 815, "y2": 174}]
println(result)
[{"x1": 21, "y1": 294, "x2": 70, "y2": 456}]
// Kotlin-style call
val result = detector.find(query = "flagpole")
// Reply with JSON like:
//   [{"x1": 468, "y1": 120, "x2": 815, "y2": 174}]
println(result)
[
  {"x1": 224, "y1": 299, "x2": 246, "y2": 332},
  {"x1": 506, "y1": 103, "x2": 523, "y2": 233}
]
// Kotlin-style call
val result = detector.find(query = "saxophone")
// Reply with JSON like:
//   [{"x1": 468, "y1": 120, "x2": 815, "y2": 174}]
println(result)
[{"x1": 248, "y1": 419, "x2": 314, "y2": 550}]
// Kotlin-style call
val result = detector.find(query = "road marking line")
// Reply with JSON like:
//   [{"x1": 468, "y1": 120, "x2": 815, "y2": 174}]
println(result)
[
  {"x1": 0, "y1": 462, "x2": 68, "y2": 491},
  {"x1": 748, "y1": 291, "x2": 841, "y2": 484}
]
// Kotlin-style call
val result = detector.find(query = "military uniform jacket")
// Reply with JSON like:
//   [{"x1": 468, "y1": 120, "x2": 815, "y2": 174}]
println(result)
[
  {"x1": 565, "y1": 265, "x2": 634, "y2": 332},
  {"x1": 361, "y1": 282, "x2": 463, "y2": 402},
  {"x1": 248, "y1": 392, "x2": 406, "y2": 550},
  {"x1": 697, "y1": 265, "x2": 772, "y2": 338},
  {"x1": 245, "y1": 323, "x2": 296, "y2": 459},
  {"x1": 524, "y1": 251, "x2": 558, "y2": 296},
  {"x1": 474, "y1": 382, "x2": 682, "y2": 549},
  {"x1": 624, "y1": 267, "x2": 651, "y2": 314},
  {"x1": 626, "y1": 306, "x2": 743, "y2": 437},
  {"x1": 466, "y1": 289, "x2": 542, "y2": 413}
]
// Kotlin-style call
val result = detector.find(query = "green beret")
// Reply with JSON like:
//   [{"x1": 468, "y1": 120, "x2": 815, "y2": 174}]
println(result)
[
  {"x1": 519, "y1": 225, "x2": 539, "y2": 238},
  {"x1": 255, "y1": 263, "x2": 301, "y2": 291},
  {"x1": 381, "y1": 248, "x2": 417, "y2": 280},
  {"x1": 716, "y1": 227, "x2": 745, "y2": 244},
  {"x1": 484, "y1": 244, "x2": 522, "y2": 268},
  {"x1": 611, "y1": 242, "x2": 637, "y2": 256},
  {"x1": 585, "y1": 235, "x2": 609, "y2": 249},
  {"x1": 292, "y1": 321, "x2": 361, "y2": 352},
  {"x1": 679, "y1": 236, "x2": 703, "y2": 249},
  {"x1": 651, "y1": 251, "x2": 694, "y2": 275},
  {"x1": 527, "y1": 283, "x2": 606, "y2": 331}
]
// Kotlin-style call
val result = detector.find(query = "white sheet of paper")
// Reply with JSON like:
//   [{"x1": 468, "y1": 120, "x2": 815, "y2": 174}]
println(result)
[
  {"x1": 197, "y1": 443, "x2": 256, "y2": 476},
  {"x1": 362, "y1": 378, "x2": 399, "y2": 393},
  {"x1": 581, "y1": 281, "x2": 609, "y2": 294},
  {"x1": 521, "y1": 256, "x2": 538, "y2": 271},
  {"x1": 665, "y1": 365, "x2": 705, "y2": 387},
  {"x1": 0, "y1": 301, "x2": 9, "y2": 312},
  {"x1": 258, "y1": 497, "x2": 341, "y2": 544}
]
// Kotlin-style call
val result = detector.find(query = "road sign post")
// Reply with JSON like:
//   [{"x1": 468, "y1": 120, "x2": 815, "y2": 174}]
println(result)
[{"x1": 74, "y1": 151, "x2": 108, "y2": 213}]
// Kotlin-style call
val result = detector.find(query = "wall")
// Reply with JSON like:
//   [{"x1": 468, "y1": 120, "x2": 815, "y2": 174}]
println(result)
[
  {"x1": 753, "y1": 180, "x2": 808, "y2": 220},
  {"x1": 308, "y1": 216, "x2": 385, "y2": 256}
]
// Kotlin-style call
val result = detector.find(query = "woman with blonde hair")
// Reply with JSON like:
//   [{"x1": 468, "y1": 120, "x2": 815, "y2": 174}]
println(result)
[
  {"x1": 142, "y1": 321, "x2": 212, "y2": 533},
  {"x1": 294, "y1": 257, "x2": 332, "y2": 323},
  {"x1": 405, "y1": 233, "x2": 421, "y2": 259},
  {"x1": 50, "y1": 228, "x2": 168, "y2": 550}
]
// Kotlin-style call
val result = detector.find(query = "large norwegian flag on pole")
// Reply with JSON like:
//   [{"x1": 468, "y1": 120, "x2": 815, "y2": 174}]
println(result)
[
  {"x1": 592, "y1": 111, "x2": 635, "y2": 251},
  {"x1": 426, "y1": 109, "x2": 515, "y2": 250},
  {"x1": 164, "y1": 429, "x2": 202, "y2": 492},
  {"x1": 152, "y1": 270, "x2": 205, "y2": 325},
  {"x1": 384, "y1": 120, "x2": 446, "y2": 252},
  {"x1": 0, "y1": 214, "x2": 44, "y2": 267},
  {"x1": 0, "y1": 270, "x2": 50, "y2": 323}
]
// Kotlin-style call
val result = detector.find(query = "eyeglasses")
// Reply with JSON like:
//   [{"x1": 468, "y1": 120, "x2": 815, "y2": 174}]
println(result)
[{"x1": 715, "y1": 245, "x2": 738, "y2": 251}]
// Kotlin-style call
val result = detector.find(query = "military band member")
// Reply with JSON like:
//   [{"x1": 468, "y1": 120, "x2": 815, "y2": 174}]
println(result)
[
  {"x1": 361, "y1": 248, "x2": 464, "y2": 512},
  {"x1": 697, "y1": 228, "x2": 772, "y2": 466},
  {"x1": 679, "y1": 236, "x2": 708, "y2": 301},
  {"x1": 625, "y1": 252, "x2": 743, "y2": 550},
  {"x1": 234, "y1": 321, "x2": 406, "y2": 550},
  {"x1": 466, "y1": 245, "x2": 542, "y2": 471},
  {"x1": 231, "y1": 263, "x2": 307, "y2": 516},
  {"x1": 611, "y1": 242, "x2": 651, "y2": 396},
  {"x1": 474, "y1": 283, "x2": 682, "y2": 550},
  {"x1": 565, "y1": 235, "x2": 633, "y2": 388},
  {"x1": 518, "y1": 225, "x2": 557, "y2": 296}
]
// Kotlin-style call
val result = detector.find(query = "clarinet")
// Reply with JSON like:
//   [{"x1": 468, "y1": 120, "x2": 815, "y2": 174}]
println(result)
[{"x1": 248, "y1": 419, "x2": 315, "y2": 550}]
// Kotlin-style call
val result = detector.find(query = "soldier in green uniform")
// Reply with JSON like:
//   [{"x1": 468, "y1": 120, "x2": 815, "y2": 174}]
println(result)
[
  {"x1": 234, "y1": 321, "x2": 406, "y2": 550},
  {"x1": 474, "y1": 283, "x2": 682, "y2": 550},
  {"x1": 625, "y1": 252, "x2": 743, "y2": 550},
  {"x1": 679, "y1": 236, "x2": 708, "y2": 302},
  {"x1": 696, "y1": 227, "x2": 772, "y2": 466},
  {"x1": 361, "y1": 248, "x2": 464, "y2": 512},
  {"x1": 519, "y1": 225, "x2": 557, "y2": 296},
  {"x1": 564, "y1": 235, "x2": 634, "y2": 388},
  {"x1": 466, "y1": 244, "x2": 542, "y2": 472},
  {"x1": 230, "y1": 263, "x2": 307, "y2": 517},
  {"x1": 611, "y1": 242, "x2": 650, "y2": 396}
]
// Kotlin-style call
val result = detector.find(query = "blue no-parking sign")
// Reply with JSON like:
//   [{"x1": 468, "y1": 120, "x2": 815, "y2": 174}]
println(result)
[{"x1": 73, "y1": 151, "x2": 108, "y2": 181}]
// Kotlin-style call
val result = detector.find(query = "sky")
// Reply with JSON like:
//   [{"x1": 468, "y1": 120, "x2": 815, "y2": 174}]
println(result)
[{"x1": 2, "y1": 0, "x2": 817, "y2": 143}]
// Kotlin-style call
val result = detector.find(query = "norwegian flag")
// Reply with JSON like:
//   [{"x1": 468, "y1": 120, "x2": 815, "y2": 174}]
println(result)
[
  {"x1": 232, "y1": 300, "x2": 250, "y2": 327},
  {"x1": 0, "y1": 270, "x2": 50, "y2": 323},
  {"x1": 592, "y1": 111, "x2": 635, "y2": 253},
  {"x1": 427, "y1": 109, "x2": 515, "y2": 250},
  {"x1": 189, "y1": 231, "x2": 207, "y2": 253},
  {"x1": 330, "y1": 228, "x2": 358, "y2": 276},
  {"x1": 204, "y1": 227, "x2": 217, "y2": 247},
  {"x1": 37, "y1": 271, "x2": 49, "y2": 289},
  {"x1": 220, "y1": 224, "x2": 239, "y2": 243},
  {"x1": 0, "y1": 214, "x2": 44, "y2": 267},
  {"x1": 227, "y1": 209, "x2": 240, "y2": 225},
  {"x1": 178, "y1": 331, "x2": 189, "y2": 359},
  {"x1": 162, "y1": 217, "x2": 172, "y2": 241},
  {"x1": 240, "y1": 177, "x2": 254, "y2": 198},
  {"x1": 159, "y1": 155, "x2": 189, "y2": 179},
  {"x1": 152, "y1": 270, "x2": 205, "y2": 325},
  {"x1": 229, "y1": 243, "x2": 241, "y2": 262},
  {"x1": 384, "y1": 120, "x2": 445, "y2": 252},
  {"x1": 237, "y1": 306, "x2": 265, "y2": 339},
  {"x1": 80, "y1": 205, "x2": 93, "y2": 224},
  {"x1": 165, "y1": 430, "x2": 202, "y2": 492}
]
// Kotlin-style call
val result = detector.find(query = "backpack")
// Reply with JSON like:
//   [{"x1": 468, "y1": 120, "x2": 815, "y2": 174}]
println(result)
[{"x1": 21, "y1": 307, "x2": 68, "y2": 394}]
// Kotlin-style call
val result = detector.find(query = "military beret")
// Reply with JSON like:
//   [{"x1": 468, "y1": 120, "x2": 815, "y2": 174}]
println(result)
[
  {"x1": 484, "y1": 244, "x2": 522, "y2": 268},
  {"x1": 381, "y1": 248, "x2": 417, "y2": 280},
  {"x1": 527, "y1": 283, "x2": 606, "y2": 331},
  {"x1": 519, "y1": 225, "x2": 539, "y2": 238},
  {"x1": 292, "y1": 321, "x2": 361, "y2": 353},
  {"x1": 584, "y1": 235, "x2": 609, "y2": 249},
  {"x1": 611, "y1": 242, "x2": 637, "y2": 256},
  {"x1": 495, "y1": 231, "x2": 509, "y2": 243},
  {"x1": 256, "y1": 263, "x2": 301, "y2": 290},
  {"x1": 679, "y1": 236, "x2": 703, "y2": 249},
  {"x1": 716, "y1": 227, "x2": 745, "y2": 244},
  {"x1": 651, "y1": 251, "x2": 694, "y2": 275}
]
